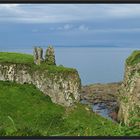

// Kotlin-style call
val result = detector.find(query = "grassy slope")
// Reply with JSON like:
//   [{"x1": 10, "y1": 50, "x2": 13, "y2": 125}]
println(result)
[
  {"x1": 0, "y1": 81, "x2": 122, "y2": 136},
  {"x1": 1, "y1": 81, "x2": 139, "y2": 136},
  {"x1": 0, "y1": 52, "x2": 34, "y2": 64},
  {"x1": 126, "y1": 50, "x2": 140, "y2": 66}
]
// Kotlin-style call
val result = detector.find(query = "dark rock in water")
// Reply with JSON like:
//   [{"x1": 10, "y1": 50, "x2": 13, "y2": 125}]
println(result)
[{"x1": 98, "y1": 105, "x2": 106, "y2": 110}]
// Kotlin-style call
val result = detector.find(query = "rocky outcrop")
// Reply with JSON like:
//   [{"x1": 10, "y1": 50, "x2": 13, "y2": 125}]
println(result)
[
  {"x1": 0, "y1": 47, "x2": 81, "y2": 107},
  {"x1": 118, "y1": 51, "x2": 140, "y2": 126},
  {"x1": 81, "y1": 82, "x2": 121, "y2": 121},
  {"x1": 81, "y1": 83, "x2": 121, "y2": 104},
  {"x1": 0, "y1": 63, "x2": 81, "y2": 106}
]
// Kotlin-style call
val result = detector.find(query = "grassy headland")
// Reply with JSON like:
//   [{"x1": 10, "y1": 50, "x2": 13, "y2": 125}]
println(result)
[{"x1": 0, "y1": 52, "x2": 76, "y2": 74}]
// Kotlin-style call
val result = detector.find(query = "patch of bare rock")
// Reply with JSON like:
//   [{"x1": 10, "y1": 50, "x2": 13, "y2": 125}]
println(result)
[{"x1": 80, "y1": 82, "x2": 122, "y2": 121}]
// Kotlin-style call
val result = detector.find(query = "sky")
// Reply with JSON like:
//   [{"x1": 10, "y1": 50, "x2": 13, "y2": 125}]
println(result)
[{"x1": 1, "y1": 4, "x2": 140, "y2": 48}]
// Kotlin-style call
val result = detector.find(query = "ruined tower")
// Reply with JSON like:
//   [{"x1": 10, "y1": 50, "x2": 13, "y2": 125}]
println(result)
[
  {"x1": 33, "y1": 47, "x2": 44, "y2": 65},
  {"x1": 45, "y1": 45, "x2": 56, "y2": 65}
]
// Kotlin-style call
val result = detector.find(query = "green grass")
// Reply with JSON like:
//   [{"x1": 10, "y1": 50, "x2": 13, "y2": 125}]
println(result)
[
  {"x1": 0, "y1": 80, "x2": 124, "y2": 136},
  {"x1": 0, "y1": 52, "x2": 76, "y2": 73},
  {"x1": 126, "y1": 50, "x2": 140, "y2": 66},
  {"x1": 31, "y1": 62, "x2": 76, "y2": 73},
  {"x1": 0, "y1": 52, "x2": 34, "y2": 64},
  {"x1": 0, "y1": 81, "x2": 65, "y2": 136},
  {"x1": 0, "y1": 52, "x2": 140, "y2": 136}
]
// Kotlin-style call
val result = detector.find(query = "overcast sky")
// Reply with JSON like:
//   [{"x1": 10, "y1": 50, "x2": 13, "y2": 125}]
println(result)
[{"x1": 1, "y1": 4, "x2": 140, "y2": 48}]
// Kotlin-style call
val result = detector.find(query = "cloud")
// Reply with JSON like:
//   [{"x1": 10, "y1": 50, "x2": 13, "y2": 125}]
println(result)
[
  {"x1": 78, "y1": 25, "x2": 89, "y2": 31},
  {"x1": 0, "y1": 4, "x2": 81, "y2": 23},
  {"x1": 90, "y1": 28, "x2": 140, "y2": 33},
  {"x1": 63, "y1": 24, "x2": 73, "y2": 30},
  {"x1": 105, "y1": 4, "x2": 140, "y2": 18},
  {"x1": 0, "y1": 4, "x2": 19, "y2": 8},
  {"x1": 58, "y1": 26, "x2": 140, "y2": 35},
  {"x1": 50, "y1": 24, "x2": 74, "y2": 31},
  {"x1": 0, "y1": 4, "x2": 140, "y2": 23}
]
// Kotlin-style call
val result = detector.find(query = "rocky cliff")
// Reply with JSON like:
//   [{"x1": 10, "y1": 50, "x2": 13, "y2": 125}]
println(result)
[
  {"x1": 118, "y1": 50, "x2": 140, "y2": 126},
  {"x1": 0, "y1": 51, "x2": 81, "y2": 107}
]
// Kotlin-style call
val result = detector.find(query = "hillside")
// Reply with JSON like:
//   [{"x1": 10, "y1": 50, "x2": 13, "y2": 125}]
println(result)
[{"x1": 0, "y1": 81, "x2": 122, "y2": 136}]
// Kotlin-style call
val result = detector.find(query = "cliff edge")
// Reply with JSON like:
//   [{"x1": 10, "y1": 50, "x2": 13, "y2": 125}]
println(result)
[
  {"x1": 118, "y1": 50, "x2": 140, "y2": 126},
  {"x1": 0, "y1": 48, "x2": 81, "y2": 107}
]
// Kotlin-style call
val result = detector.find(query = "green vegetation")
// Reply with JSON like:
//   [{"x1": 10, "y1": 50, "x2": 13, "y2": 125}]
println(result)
[
  {"x1": 0, "y1": 52, "x2": 34, "y2": 64},
  {"x1": 31, "y1": 62, "x2": 76, "y2": 74},
  {"x1": 0, "y1": 52, "x2": 75, "y2": 73},
  {"x1": 126, "y1": 50, "x2": 140, "y2": 66},
  {"x1": 0, "y1": 81, "x2": 140, "y2": 136},
  {"x1": 129, "y1": 105, "x2": 140, "y2": 128},
  {"x1": 0, "y1": 52, "x2": 140, "y2": 136}
]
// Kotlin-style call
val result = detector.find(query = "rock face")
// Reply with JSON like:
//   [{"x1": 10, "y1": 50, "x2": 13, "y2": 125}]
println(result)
[
  {"x1": 0, "y1": 47, "x2": 81, "y2": 106},
  {"x1": 118, "y1": 51, "x2": 140, "y2": 126},
  {"x1": 0, "y1": 63, "x2": 81, "y2": 106},
  {"x1": 81, "y1": 83, "x2": 121, "y2": 121},
  {"x1": 81, "y1": 83, "x2": 121, "y2": 102}
]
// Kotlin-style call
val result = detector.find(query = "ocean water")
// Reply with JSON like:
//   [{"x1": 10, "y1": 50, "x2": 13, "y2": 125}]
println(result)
[{"x1": 0, "y1": 47, "x2": 139, "y2": 85}]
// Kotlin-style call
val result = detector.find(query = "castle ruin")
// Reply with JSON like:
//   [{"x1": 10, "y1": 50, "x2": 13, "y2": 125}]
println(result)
[
  {"x1": 33, "y1": 46, "x2": 56, "y2": 65},
  {"x1": 33, "y1": 47, "x2": 43, "y2": 65},
  {"x1": 45, "y1": 46, "x2": 56, "y2": 65}
]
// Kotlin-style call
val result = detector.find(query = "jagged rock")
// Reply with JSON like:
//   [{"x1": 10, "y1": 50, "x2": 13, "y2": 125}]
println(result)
[
  {"x1": 81, "y1": 83, "x2": 121, "y2": 104},
  {"x1": 118, "y1": 51, "x2": 140, "y2": 126},
  {"x1": 0, "y1": 63, "x2": 81, "y2": 106},
  {"x1": 81, "y1": 82, "x2": 121, "y2": 121},
  {"x1": 45, "y1": 46, "x2": 56, "y2": 65},
  {"x1": 33, "y1": 47, "x2": 43, "y2": 65}
]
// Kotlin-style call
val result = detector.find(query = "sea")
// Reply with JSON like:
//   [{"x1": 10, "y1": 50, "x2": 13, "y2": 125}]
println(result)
[{"x1": 0, "y1": 46, "x2": 139, "y2": 85}]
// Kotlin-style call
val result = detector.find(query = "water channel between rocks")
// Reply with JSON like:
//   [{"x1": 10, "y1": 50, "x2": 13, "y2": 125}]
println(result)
[{"x1": 80, "y1": 99, "x2": 113, "y2": 121}]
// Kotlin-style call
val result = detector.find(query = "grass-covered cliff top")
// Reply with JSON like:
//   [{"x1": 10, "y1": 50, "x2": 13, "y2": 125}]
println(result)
[
  {"x1": 126, "y1": 50, "x2": 140, "y2": 66},
  {"x1": 0, "y1": 52, "x2": 34, "y2": 64},
  {"x1": 0, "y1": 52, "x2": 76, "y2": 73}
]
